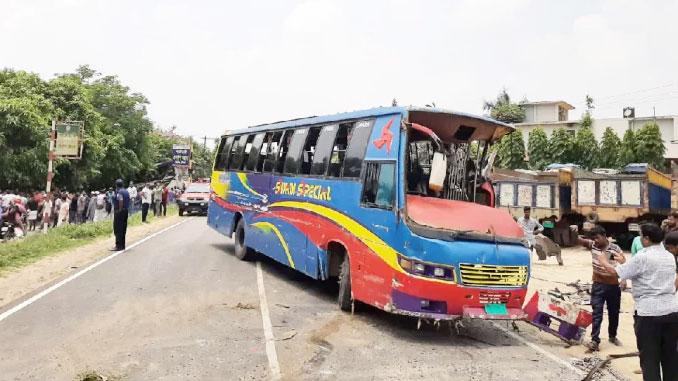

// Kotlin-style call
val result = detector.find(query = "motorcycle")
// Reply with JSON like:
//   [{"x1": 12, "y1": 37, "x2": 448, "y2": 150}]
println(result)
[{"x1": 1, "y1": 221, "x2": 15, "y2": 242}]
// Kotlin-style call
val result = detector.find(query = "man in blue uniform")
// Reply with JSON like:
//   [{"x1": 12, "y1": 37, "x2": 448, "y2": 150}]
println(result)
[{"x1": 111, "y1": 179, "x2": 130, "y2": 251}]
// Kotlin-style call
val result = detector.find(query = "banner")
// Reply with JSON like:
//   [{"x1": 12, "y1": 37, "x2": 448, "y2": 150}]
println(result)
[
  {"x1": 55, "y1": 121, "x2": 83, "y2": 158},
  {"x1": 172, "y1": 144, "x2": 191, "y2": 167}
]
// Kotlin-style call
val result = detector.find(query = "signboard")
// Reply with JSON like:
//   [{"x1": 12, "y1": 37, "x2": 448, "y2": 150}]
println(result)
[
  {"x1": 54, "y1": 121, "x2": 84, "y2": 158},
  {"x1": 172, "y1": 144, "x2": 191, "y2": 167}
]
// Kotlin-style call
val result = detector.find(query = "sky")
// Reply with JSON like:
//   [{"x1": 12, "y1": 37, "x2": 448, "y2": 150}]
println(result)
[{"x1": 2, "y1": 0, "x2": 678, "y2": 142}]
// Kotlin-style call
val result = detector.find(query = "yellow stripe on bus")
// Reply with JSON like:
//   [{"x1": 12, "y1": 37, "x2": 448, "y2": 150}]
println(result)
[
  {"x1": 269, "y1": 201, "x2": 403, "y2": 273},
  {"x1": 251, "y1": 221, "x2": 295, "y2": 269},
  {"x1": 236, "y1": 173, "x2": 264, "y2": 198}
]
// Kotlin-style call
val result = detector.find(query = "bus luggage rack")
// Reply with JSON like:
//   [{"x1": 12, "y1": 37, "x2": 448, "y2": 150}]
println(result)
[{"x1": 459, "y1": 264, "x2": 528, "y2": 287}]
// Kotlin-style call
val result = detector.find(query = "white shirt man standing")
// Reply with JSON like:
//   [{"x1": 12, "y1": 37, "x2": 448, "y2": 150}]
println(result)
[
  {"x1": 140, "y1": 184, "x2": 152, "y2": 223},
  {"x1": 516, "y1": 206, "x2": 543, "y2": 248}
]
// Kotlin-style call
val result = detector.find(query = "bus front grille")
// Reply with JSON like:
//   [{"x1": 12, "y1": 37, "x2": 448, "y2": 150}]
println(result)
[{"x1": 459, "y1": 264, "x2": 528, "y2": 287}]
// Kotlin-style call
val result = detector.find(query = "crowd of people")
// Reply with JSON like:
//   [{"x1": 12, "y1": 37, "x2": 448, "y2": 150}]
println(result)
[{"x1": 0, "y1": 181, "x2": 180, "y2": 240}]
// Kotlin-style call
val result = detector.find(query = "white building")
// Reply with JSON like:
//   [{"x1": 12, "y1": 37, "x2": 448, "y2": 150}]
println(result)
[{"x1": 515, "y1": 100, "x2": 678, "y2": 161}]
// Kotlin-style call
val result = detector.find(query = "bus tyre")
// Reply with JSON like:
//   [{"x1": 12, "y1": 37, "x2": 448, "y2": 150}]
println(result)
[
  {"x1": 338, "y1": 255, "x2": 352, "y2": 312},
  {"x1": 179, "y1": 209, "x2": 184, "y2": 216},
  {"x1": 234, "y1": 218, "x2": 254, "y2": 260}
]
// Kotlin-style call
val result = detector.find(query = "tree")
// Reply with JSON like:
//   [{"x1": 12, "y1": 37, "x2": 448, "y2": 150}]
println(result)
[
  {"x1": 573, "y1": 126, "x2": 598, "y2": 170},
  {"x1": 597, "y1": 127, "x2": 622, "y2": 168},
  {"x1": 483, "y1": 89, "x2": 525, "y2": 124},
  {"x1": 619, "y1": 128, "x2": 638, "y2": 167},
  {"x1": 527, "y1": 128, "x2": 550, "y2": 170},
  {"x1": 635, "y1": 122, "x2": 666, "y2": 169},
  {"x1": 548, "y1": 128, "x2": 576, "y2": 164},
  {"x1": 496, "y1": 130, "x2": 526, "y2": 169}
]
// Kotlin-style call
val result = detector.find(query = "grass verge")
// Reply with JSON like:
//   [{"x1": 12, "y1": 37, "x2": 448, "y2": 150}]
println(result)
[{"x1": 0, "y1": 204, "x2": 178, "y2": 273}]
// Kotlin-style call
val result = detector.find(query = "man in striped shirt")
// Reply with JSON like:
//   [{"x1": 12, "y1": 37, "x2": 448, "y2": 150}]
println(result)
[{"x1": 577, "y1": 225, "x2": 623, "y2": 352}]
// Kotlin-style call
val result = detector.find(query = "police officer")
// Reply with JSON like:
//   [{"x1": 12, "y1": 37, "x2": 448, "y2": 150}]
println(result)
[{"x1": 111, "y1": 179, "x2": 130, "y2": 251}]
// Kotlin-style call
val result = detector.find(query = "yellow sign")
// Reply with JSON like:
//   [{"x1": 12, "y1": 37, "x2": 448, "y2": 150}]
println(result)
[{"x1": 274, "y1": 180, "x2": 332, "y2": 201}]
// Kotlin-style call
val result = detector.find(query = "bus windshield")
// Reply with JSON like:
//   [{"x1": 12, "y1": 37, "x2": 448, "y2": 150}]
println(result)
[
  {"x1": 186, "y1": 183, "x2": 210, "y2": 193},
  {"x1": 404, "y1": 110, "x2": 522, "y2": 240}
]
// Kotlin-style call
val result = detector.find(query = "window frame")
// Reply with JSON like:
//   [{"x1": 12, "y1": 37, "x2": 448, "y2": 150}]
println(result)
[
  {"x1": 342, "y1": 119, "x2": 375, "y2": 178},
  {"x1": 245, "y1": 133, "x2": 266, "y2": 172},
  {"x1": 283, "y1": 128, "x2": 309, "y2": 175},
  {"x1": 214, "y1": 136, "x2": 234, "y2": 171},
  {"x1": 360, "y1": 160, "x2": 397, "y2": 211}
]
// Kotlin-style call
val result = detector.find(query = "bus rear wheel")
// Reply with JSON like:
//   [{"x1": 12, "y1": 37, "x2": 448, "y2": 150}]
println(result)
[
  {"x1": 338, "y1": 255, "x2": 352, "y2": 311},
  {"x1": 234, "y1": 218, "x2": 254, "y2": 260}
]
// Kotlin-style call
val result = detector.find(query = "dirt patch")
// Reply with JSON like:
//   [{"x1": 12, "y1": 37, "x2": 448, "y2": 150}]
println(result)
[
  {"x1": 75, "y1": 370, "x2": 122, "y2": 381},
  {"x1": 0, "y1": 216, "x2": 182, "y2": 310}
]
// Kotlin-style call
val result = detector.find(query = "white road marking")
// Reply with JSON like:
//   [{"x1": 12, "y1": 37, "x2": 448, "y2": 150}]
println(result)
[
  {"x1": 489, "y1": 321, "x2": 584, "y2": 376},
  {"x1": 256, "y1": 261, "x2": 282, "y2": 380},
  {"x1": 0, "y1": 218, "x2": 191, "y2": 323}
]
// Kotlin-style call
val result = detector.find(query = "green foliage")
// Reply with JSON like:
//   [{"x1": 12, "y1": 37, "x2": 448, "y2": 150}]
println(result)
[
  {"x1": 496, "y1": 130, "x2": 526, "y2": 169},
  {"x1": 635, "y1": 122, "x2": 666, "y2": 169},
  {"x1": 619, "y1": 128, "x2": 638, "y2": 166},
  {"x1": 0, "y1": 65, "x2": 198, "y2": 191},
  {"x1": 483, "y1": 89, "x2": 525, "y2": 123},
  {"x1": 527, "y1": 128, "x2": 550, "y2": 170},
  {"x1": 573, "y1": 126, "x2": 598, "y2": 170},
  {"x1": 597, "y1": 127, "x2": 622, "y2": 168},
  {"x1": 548, "y1": 128, "x2": 576, "y2": 164}
]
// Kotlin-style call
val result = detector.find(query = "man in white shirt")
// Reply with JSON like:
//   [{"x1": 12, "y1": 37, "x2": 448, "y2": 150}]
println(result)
[
  {"x1": 516, "y1": 206, "x2": 543, "y2": 249},
  {"x1": 140, "y1": 183, "x2": 152, "y2": 223},
  {"x1": 127, "y1": 182, "x2": 138, "y2": 213},
  {"x1": 598, "y1": 223, "x2": 678, "y2": 380}
]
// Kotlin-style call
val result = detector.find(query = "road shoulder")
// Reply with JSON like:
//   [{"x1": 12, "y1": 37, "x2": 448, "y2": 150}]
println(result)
[{"x1": 0, "y1": 215, "x2": 183, "y2": 310}]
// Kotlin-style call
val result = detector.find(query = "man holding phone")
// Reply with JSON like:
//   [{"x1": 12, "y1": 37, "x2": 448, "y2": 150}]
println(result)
[{"x1": 577, "y1": 225, "x2": 623, "y2": 352}]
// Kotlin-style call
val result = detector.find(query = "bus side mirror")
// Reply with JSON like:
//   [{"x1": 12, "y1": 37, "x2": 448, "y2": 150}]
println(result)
[{"x1": 429, "y1": 151, "x2": 447, "y2": 192}]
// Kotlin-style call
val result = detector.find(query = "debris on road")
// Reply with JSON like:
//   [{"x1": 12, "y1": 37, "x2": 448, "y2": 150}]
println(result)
[
  {"x1": 277, "y1": 330, "x2": 297, "y2": 341},
  {"x1": 275, "y1": 303, "x2": 290, "y2": 309},
  {"x1": 234, "y1": 302, "x2": 256, "y2": 310},
  {"x1": 572, "y1": 354, "x2": 634, "y2": 381}
]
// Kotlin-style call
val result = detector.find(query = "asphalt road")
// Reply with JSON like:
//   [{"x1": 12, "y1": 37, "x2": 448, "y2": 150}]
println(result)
[{"x1": 0, "y1": 218, "x2": 589, "y2": 381}]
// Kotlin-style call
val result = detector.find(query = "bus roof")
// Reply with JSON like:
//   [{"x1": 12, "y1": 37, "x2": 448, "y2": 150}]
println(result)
[{"x1": 223, "y1": 106, "x2": 514, "y2": 139}]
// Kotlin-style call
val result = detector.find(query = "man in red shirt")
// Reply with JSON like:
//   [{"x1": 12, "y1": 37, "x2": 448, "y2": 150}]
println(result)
[{"x1": 161, "y1": 185, "x2": 169, "y2": 217}]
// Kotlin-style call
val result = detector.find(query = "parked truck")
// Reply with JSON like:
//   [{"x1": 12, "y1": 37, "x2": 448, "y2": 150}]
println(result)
[{"x1": 492, "y1": 164, "x2": 672, "y2": 250}]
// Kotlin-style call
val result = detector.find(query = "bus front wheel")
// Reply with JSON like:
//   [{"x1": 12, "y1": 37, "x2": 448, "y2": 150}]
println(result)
[
  {"x1": 338, "y1": 255, "x2": 352, "y2": 311},
  {"x1": 234, "y1": 219, "x2": 254, "y2": 261}
]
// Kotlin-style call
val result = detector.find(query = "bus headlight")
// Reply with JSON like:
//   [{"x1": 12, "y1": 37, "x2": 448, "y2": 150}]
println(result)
[{"x1": 397, "y1": 255, "x2": 455, "y2": 281}]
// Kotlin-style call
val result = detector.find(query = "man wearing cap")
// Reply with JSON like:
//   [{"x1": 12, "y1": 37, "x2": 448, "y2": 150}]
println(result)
[{"x1": 112, "y1": 179, "x2": 130, "y2": 251}]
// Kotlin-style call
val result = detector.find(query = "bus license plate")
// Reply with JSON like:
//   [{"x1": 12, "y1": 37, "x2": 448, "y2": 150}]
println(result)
[{"x1": 484, "y1": 303, "x2": 508, "y2": 316}]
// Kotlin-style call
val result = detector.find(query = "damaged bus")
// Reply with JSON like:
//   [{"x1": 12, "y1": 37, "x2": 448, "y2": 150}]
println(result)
[{"x1": 208, "y1": 107, "x2": 530, "y2": 321}]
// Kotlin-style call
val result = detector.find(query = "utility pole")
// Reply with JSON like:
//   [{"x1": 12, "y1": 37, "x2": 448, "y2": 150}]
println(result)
[{"x1": 46, "y1": 120, "x2": 56, "y2": 193}]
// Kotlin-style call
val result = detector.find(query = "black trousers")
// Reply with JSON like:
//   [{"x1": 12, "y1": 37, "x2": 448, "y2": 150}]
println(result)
[
  {"x1": 590, "y1": 282, "x2": 621, "y2": 343},
  {"x1": 634, "y1": 312, "x2": 678, "y2": 381},
  {"x1": 161, "y1": 201, "x2": 167, "y2": 216},
  {"x1": 113, "y1": 209, "x2": 128, "y2": 250},
  {"x1": 141, "y1": 203, "x2": 149, "y2": 222}
]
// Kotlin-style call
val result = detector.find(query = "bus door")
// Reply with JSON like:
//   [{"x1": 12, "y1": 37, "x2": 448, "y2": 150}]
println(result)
[{"x1": 355, "y1": 160, "x2": 398, "y2": 304}]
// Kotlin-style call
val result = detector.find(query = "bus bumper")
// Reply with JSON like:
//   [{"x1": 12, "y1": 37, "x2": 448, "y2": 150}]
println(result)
[{"x1": 385, "y1": 288, "x2": 528, "y2": 321}]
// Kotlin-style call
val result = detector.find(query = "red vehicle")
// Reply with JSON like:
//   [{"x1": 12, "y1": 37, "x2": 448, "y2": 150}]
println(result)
[{"x1": 178, "y1": 182, "x2": 210, "y2": 216}]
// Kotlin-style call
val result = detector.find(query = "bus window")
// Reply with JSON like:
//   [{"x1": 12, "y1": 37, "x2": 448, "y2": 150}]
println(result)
[
  {"x1": 256, "y1": 133, "x2": 273, "y2": 172},
  {"x1": 343, "y1": 120, "x2": 374, "y2": 178},
  {"x1": 328, "y1": 123, "x2": 352, "y2": 177},
  {"x1": 263, "y1": 132, "x2": 282, "y2": 172},
  {"x1": 361, "y1": 162, "x2": 395, "y2": 209},
  {"x1": 245, "y1": 133, "x2": 265, "y2": 171},
  {"x1": 214, "y1": 136, "x2": 234, "y2": 171},
  {"x1": 228, "y1": 135, "x2": 244, "y2": 170},
  {"x1": 283, "y1": 128, "x2": 308, "y2": 174},
  {"x1": 311, "y1": 124, "x2": 339, "y2": 176},
  {"x1": 275, "y1": 130, "x2": 293, "y2": 173},
  {"x1": 300, "y1": 127, "x2": 322, "y2": 175}
]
